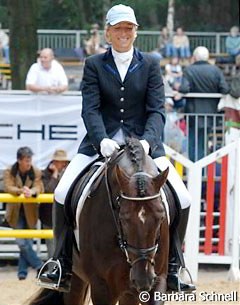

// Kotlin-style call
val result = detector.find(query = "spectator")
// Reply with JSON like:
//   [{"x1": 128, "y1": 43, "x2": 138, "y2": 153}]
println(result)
[
  {"x1": 40, "y1": 149, "x2": 69, "y2": 258},
  {"x1": 179, "y1": 46, "x2": 229, "y2": 161},
  {"x1": 165, "y1": 56, "x2": 183, "y2": 87},
  {"x1": 0, "y1": 23, "x2": 10, "y2": 64},
  {"x1": 165, "y1": 57, "x2": 186, "y2": 111},
  {"x1": 225, "y1": 26, "x2": 240, "y2": 62},
  {"x1": 25, "y1": 48, "x2": 68, "y2": 94},
  {"x1": 157, "y1": 27, "x2": 173, "y2": 58},
  {"x1": 172, "y1": 27, "x2": 191, "y2": 60},
  {"x1": 84, "y1": 23, "x2": 106, "y2": 56},
  {"x1": 3, "y1": 147, "x2": 43, "y2": 280}
]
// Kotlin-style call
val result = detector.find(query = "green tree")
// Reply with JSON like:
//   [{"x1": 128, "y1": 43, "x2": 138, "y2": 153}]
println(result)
[
  {"x1": 167, "y1": 0, "x2": 174, "y2": 37},
  {"x1": 7, "y1": 0, "x2": 39, "y2": 89},
  {"x1": 2, "y1": 0, "x2": 239, "y2": 31}
]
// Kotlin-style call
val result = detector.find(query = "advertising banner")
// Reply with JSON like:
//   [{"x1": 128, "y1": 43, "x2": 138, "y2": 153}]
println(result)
[{"x1": 0, "y1": 92, "x2": 85, "y2": 169}]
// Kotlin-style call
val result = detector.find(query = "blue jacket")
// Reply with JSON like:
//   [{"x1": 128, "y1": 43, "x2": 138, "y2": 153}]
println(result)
[
  {"x1": 79, "y1": 48, "x2": 166, "y2": 158},
  {"x1": 179, "y1": 60, "x2": 229, "y2": 114}
]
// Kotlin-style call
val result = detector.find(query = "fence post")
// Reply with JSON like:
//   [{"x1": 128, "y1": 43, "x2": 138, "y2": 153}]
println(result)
[
  {"x1": 216, "y1": 33, "x2": 221, "y2": 54},
  {"x1": 76, "y1": 31, "x2": 80, "y2": 48},
  {"x1": 184, "y1": 162, "x2": 202, "y2": 282},
  {"x1": 228, "y1": 138, "x2": 240, "y2": 280}
]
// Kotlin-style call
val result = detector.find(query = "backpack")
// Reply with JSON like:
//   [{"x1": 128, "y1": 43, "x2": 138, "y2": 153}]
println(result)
[{"x1": 229, "y1": 74, "x2": 240, "y2": 99}]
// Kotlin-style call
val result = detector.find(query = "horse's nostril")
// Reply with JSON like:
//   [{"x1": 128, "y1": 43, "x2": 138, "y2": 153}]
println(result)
[
  {"x1": 131, "y1": 278, "x2": 155, "y2": 293},
  {"x1": 151, "y1": 277, "x2": 156, "y2": 288},
  {"x1": 130, "y1": 279, "x2": 137, "y2": 289}
]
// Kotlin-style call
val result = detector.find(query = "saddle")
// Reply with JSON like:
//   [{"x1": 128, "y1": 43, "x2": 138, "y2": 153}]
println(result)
[{"x1": 64, "y1": 157, "x2": 105, "y2": 228}]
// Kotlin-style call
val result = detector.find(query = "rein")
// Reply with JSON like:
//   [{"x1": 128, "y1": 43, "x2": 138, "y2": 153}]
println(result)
[{"x1": 104, "y1": 155, "x2": 160, "y2": 268}]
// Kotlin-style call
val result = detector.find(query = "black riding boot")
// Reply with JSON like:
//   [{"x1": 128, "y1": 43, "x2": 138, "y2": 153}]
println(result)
[
  {"x1": 38, "y1": 201, "x2": 73, "y2": 292},
  {"x1": 167, "y1": 206, "x2": 196, "y2": 292}
]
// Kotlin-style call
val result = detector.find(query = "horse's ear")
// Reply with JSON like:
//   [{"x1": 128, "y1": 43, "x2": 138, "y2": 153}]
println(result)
[
  {"x1": 115, "y1": 165, "x2": 130, "y2": 187},
  {"x1": 153, "y1": 167, "x2": 169, "y2": 190}
]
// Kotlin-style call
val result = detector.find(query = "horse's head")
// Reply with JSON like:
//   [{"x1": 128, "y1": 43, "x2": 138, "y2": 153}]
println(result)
[{"x1": 113, "y1": 138, "x2": 169, "y2": 292}]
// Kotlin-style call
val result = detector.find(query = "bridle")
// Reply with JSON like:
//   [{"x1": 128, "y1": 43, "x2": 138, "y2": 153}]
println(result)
[
  {"x1": 104, "y1": 156, "x2": 161, "y2": 268},
  {"x1": 120, "y1": 191, "x2": 161, "y2": 201},
  {"x1": 119, "y1": 239, "x2": 159, "y2": 267}
]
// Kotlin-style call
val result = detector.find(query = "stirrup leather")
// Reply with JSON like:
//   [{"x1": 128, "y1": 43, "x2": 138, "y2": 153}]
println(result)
[{"x1": 36, "y1": 258, "x2": 66, "y2": 291}]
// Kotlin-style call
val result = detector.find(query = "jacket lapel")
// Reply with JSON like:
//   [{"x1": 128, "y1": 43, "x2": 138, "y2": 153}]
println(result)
[
  {"x1": 103, "y1": 48, "x2": 122, "y2": 83},
  {"x1": 102, "y1": 48, "x2": 144, "y2": 84},
  {"x1": 124, "y1": 49, "x2": 144, "y2": 82}
]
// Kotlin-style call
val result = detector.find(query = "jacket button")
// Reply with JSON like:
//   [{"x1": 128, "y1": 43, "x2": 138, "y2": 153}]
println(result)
[
  {"x1": 120, "y1": 97, "x2": 124, "y2": 101},
  {"x1": 120, "y1": 109, "x2": 124, "y2": 113},
  {"x1": 120, "y1": 87, "x2": 125, "y2": 91},
  {"x1": 120, "y1": 119, "x2": 124, "y2": 123}
]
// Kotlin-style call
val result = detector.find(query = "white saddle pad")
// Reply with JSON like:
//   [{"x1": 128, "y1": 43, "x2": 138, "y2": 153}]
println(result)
[{"x1": 74, "y1": 162, "x2": 105, "y2": 250}]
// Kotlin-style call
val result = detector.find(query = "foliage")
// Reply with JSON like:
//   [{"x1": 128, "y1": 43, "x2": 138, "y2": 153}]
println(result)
[
  {"x1": 1, "y1": 0, "x2": 239, "y2": 31},
  {"x1": 0, "y1": 0, "x2": 8, "y2": 28},
  {"x1": 7, "y1": 0, "x2": 39, "y2": 89}
]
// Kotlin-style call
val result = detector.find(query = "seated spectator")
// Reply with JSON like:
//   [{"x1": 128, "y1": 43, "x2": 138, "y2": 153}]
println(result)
[
  {"x1": 164, "y1": 108, "x2": 187, "y2": 154},
  {"x1": 3, "y1": 147, "x2": 44, "y2": 280},
  {"x1": 158, "y1": 27, "x2": 173, "y2": 58},
  {"x1": 25, "y1": 48, "x2": 68, "y2": 94},
  {"x1": 165, "y1": 57, "x2": 185, "y2": 111},
  {"x1": 84, "y1": 23, "x2": 106, "y2": 56},
  {"x1": 0, "y1": 23, "x2": 10, "y2": 63},
  {"x1": 40, "y1": 149, "x2": 69, "y2": 258},
  {"x1": 225, "y1": 26, "x2": 240, "y2": 61},
  {"x1": 165, "y1": 56, "x2": 183, "y2": 87},
  {"x1": 172, "y1": 27, "x2": 191, "y2": 59}
]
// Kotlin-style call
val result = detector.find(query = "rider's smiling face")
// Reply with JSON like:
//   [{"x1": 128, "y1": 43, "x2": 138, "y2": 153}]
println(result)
[{"x1": 106, "y1": 22, "x2": 137, "y2": 53}]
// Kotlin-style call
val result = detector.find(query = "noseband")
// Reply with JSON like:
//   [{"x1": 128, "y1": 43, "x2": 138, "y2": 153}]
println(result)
[
  {"x1": 119, "y1": 239, "x2": 159, "y2": 267},
  {"x1": 104, "y1": 160, "x2": 161, "y2": 268}
]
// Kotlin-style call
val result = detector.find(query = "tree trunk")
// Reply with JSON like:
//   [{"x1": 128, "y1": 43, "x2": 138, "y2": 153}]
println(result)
[
  {"x1": 167, "y1": 0, "x2": 174, "y2": 38},
  {"x1": 7, "y1": 0, "x2": 39, "y2": 89}
]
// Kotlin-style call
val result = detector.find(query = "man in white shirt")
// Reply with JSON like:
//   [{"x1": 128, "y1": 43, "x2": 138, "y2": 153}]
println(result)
[{"x1": 25, "y1": 48, "x2": 68, "y2": 94}]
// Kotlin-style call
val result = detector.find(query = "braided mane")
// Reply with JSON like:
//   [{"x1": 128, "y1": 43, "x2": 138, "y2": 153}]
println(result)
[{"x1": 126, "y1": 138, "x2": 147, "y2": 197}]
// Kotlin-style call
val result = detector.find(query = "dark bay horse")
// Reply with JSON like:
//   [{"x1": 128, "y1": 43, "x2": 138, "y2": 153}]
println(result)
[{"x1": 28, "y1": 138, "x2": 170, "y2": 305}]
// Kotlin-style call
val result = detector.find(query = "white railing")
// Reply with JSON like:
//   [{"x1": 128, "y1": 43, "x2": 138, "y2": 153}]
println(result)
[
  {"x1": 3, "y1": 28, "x2": 229, "y2": 54},
  {"x1": 165, "y1": 140, "x2": 240, "y2": 282},
  {"x1": 35, "y1": 30, "x2": 228, "y2": 54}
]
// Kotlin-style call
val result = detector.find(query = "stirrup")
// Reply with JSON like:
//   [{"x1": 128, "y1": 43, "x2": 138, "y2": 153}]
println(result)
[
  {"x1": 177, "y1": 266, "x2": 195, "y2": 293},
  {"x1": 36, "y1": 258, "x2": 65, "y2": 291}
]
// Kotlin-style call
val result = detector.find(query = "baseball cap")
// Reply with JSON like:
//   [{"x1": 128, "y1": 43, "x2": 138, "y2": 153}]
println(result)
[{"x1": 106, "y1": 4, "x2": 138, "y2": 26}]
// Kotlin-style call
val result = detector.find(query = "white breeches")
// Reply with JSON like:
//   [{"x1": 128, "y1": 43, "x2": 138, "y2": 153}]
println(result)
[
  {"x1": 55, "y1": 154, "x2": 191, "y2": 209},
  {"x1": 154, "y1": 156, "x2": 191, "y2": 209},
  {"x1": 55, "y1": 153, "x2": 99, "y2": 204}
]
